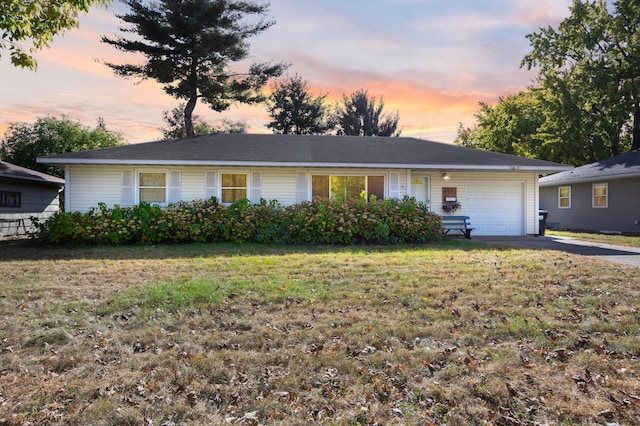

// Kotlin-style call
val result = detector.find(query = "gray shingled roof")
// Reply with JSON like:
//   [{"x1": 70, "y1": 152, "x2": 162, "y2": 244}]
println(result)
[
  {"x1": 539, "y1": 149, "x2": 640, "y2": 186},
  {"x1": 38, "y1": 134, "x2": 571, "y2": 172},
  {"x1": 0, "y1": 160, "x2": 65, "y2": 185}
]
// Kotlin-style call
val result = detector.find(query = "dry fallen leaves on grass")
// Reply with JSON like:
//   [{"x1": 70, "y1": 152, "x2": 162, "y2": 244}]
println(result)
[{"x1": 0, "y1": 240, "x2": 639, "y2": 425}]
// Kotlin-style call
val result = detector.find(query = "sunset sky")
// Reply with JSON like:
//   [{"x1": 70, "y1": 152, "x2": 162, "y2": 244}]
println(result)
[{"x1": 0, "y1": 0, "x2": 577, "y2": 144}]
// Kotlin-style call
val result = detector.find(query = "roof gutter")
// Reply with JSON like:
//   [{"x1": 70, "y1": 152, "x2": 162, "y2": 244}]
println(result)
[
  {"x1": 0, "y1": 173, "x2": 64, "y2": 185},
  {"x1": 540, "y1": 172, "x2": 640, "y2": 187},
  {"x1": 37, "y1": 158, "x2": 572, "y2": 172}
]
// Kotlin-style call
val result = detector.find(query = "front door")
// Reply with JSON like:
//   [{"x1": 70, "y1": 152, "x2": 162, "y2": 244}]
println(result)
[{"x1": 410, "y1": 176, "x2": 430, "y2": 209}]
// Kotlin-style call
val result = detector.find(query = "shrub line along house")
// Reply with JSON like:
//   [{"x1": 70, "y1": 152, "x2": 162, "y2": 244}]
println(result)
[
  {"x1": 38, "y1": 134, "x2": 572, "y2": 236},
  {"x1": 539, "y1": 149, "x2": 640, "y2": 234},
  {"x1": 0, "y1": 160, "x2": 64, "y2": 236}
]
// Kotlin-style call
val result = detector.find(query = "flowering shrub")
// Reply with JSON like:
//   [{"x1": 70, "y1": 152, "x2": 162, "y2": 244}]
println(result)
[{"x1": 33, "y1": 197, "x2": 442, "y2": 245}]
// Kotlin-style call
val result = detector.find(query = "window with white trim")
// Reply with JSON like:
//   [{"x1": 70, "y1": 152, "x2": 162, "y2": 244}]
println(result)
[
  {"x1": 0, "y1": 191, "x2": 21, "y2": 207},
  {"x1": 592, "y1": 183, "x2": 608, "y2": 208},
  {"x1": 139, "y1": 172, "x2": 166, "y2": 204},
  {"x1": 558, "y1": 186, "x2": 571, "y2": 208},
  {"x1": 221, "y1": 173, "x2": 247, "y2": 203},
  {"x1": 311, "y1": 175, "x2": 384, "y2": 202}
]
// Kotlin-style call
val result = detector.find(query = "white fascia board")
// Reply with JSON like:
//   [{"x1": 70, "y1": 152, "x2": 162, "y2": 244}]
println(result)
[
  {"x1": 540, "y1": 172, "x2": 640, "y2": 187},
  {"x1": 36, "y1": 158, "x2": 573, "y2": 172}
]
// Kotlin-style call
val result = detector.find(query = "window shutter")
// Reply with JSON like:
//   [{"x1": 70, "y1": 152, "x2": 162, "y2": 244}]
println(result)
[
  {"x1": 205, "y1": 171, "x2": 217, "y2": 200},
  {"x1": 389, "y1": 172, "x2": 400, "y2": 199},
  {"x1": 168, "y1": 171, "x2": 181, "y2": 203},
  {"x1": 122, "y1": 170, "x2": 135, "y2": 205},
  {"x1": 250, "y1": 171, "x2": 262, "y2": 203},
  {"x1": 296, "y1": 172, "x2": 308, "y2": 203}
]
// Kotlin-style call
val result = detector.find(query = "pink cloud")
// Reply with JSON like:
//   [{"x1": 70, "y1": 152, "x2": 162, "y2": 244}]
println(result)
[{"x1": 0, "y1": 0, "x2": 578, "y2": 146}]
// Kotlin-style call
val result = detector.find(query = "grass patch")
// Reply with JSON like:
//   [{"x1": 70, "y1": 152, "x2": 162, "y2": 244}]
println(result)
[
  {"x1": 109, "y1": 276, "x2": 326, "y2": 313},
  {"x1": 0, "y1": 239, "x2": 639, "y2": 425},
  {"x1": 111, "y1": 279, "x2": 225, "y2": 311}
]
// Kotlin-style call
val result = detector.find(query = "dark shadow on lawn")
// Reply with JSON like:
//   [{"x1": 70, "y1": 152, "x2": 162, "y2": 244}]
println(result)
[
  {"x1": 0, "y1": 237, "x2": 507, "y2": 262},
  {"x1": 8, "y1": 235, "x2": 637, "y2": 263}
]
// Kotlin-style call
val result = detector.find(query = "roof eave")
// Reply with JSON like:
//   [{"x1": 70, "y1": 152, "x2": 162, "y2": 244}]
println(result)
[
  {"x1": 540, "y1": 172, "x2": 640, "y2": 187},
  {"x1": 37, "y1": 158, "x2": 572, "y2": 172},
  {"x1": 0, "y1": 173, "x2": 64, "y2": 186}
]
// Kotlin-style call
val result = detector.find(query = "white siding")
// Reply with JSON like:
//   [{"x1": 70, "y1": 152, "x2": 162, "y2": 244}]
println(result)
[
  {"x1": 67, "y1": 165, "x2": 537, "y2": 234},
  {"x1": 263, "y1": 169, "x2": 298, "y2": 205},
  {"x1": 181, "y1": 168, "x2": 207, "y2": 201},
  {"x1": 68, "y1": 166, "x2": 122, "y2": 212},
  {"x1": 68, "y1": 166, "x2": 411, "y2": 211},
  {"x1": 68, "y1": 165, "x2": 303, "y2": 210}
]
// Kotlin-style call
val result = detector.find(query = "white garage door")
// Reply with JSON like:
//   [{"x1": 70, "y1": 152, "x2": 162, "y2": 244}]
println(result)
[{"x1": 466, "y1": 181, "x2": 525, "y2": 236}]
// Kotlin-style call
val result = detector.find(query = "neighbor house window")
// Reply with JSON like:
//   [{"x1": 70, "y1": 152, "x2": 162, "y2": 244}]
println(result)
[
  {"x1": 139, "y1": 172, "x2": 166, "y2": 204},
  {"x1": 311, "y1": 175, "x2": 384, "y2": 201},
  {"x1": 592, "y1": 183, "x2": 608, "y2": 208},
  {"x1": 221, "y1": 173, "x2": 247, "y2": 203},
  {"x1": 0, "y1": 191, "x2": 21, "y2": 208},
  {"x1": 558, "y1": 186, "x2": 571, "y2": 208}
]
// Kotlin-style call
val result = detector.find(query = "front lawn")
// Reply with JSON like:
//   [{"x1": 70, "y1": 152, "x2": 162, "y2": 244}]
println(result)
[{"x1": 0, "y1": 240, "x2": 638, "y2": 425}]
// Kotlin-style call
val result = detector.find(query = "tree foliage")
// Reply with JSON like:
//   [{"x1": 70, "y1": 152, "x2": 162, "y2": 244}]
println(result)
[
  {"x1": 0, "y1": 0, "x2": 110, "y2": 69},
  {"x1": 335, "y1": 90, "x2": 401, "y2": 137},
  {"x1": 160, "y1": 104, "x2": 215, "y2": 139},
  {"x1": 0, "y1": 116, "x2": 124, "y2": 177},
  {"x1": 455, "y1": 91, "x2": 546, "y2": 158},
  {"x1": 266, "y1": 74, "x2": 334, "y2": 135},
  {"x1": 102, "y1": 0, "x2": 286, "y2": 137},
  {"x1": 460, "y1": 0, "x2": 638, "y2": 166},
  {"x1": 160, "y1": 104, "x2": 248, "y2": 139},
  {"x1": 522, "y1": 0, "x2": 639, "y2": 156}
]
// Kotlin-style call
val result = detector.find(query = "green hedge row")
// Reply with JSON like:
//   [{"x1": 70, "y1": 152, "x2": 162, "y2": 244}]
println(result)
[{"x1": 33, "y1": 197, "x2": 443, "y2": 245}]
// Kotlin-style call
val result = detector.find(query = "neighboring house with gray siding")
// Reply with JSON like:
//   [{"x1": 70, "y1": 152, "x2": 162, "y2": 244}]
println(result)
[
  {"x1": 0, "y1": 161, "x2": 64, "y2": 236},
  {"x1": 539, "y1": 149, "x2": 640, "y2": 234},
  {"x1": 38, "y1": 134, "x2": 571, "y2": 236}
]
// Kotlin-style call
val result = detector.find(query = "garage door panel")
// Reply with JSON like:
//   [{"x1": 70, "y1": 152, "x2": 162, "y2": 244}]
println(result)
[{"x1": 466, "y1": 181, "x2": 524, "y2": 236}]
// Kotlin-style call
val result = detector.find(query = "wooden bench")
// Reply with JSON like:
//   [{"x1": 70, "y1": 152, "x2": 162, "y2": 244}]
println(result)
[{"x1": 441, "y1": 215, "x2": 475, "y2": 239}]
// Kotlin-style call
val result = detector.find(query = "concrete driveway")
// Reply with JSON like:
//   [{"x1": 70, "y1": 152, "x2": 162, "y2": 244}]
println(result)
[{"x1": 465, "y1": 235, "x2": 640, "y2": 267}]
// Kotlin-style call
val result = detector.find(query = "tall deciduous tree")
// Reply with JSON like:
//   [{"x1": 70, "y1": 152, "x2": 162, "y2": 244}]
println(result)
[
  {"x1": 0, "y1": 0, "x2": 110, "y2": 69},
  {"x1": 523, "y1": 0, "x2": 640, "y2": 154},
  {"x1": 0, "y1": 116, "x2": 124, "y2": 177},
  {"x1": 102, "y1": 0, "x2": 286, "y2": 137},
  {"x1": 335, "y1": 90, "x2": 401, "y2": 137},
  {"x1": 455, "y1": 91, "x2": 546, "y2": 159},
  {"x1": 266, "y1": 74, "x2": 334, "y2": 135}
]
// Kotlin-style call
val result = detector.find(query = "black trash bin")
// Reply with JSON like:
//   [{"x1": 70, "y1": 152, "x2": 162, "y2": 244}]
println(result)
[{"x1": 538, "y1": 210, "x2": 548, "y2": 236}]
